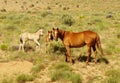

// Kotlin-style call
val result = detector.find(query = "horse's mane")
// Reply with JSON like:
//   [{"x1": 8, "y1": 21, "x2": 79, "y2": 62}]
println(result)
[{"x1": 35, "y1": 28, "x2": 42, "y2": 33}]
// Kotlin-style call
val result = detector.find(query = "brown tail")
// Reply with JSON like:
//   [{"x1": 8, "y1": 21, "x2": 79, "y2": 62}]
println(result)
[{"x1": 96, "y1": 36, "x2": 104, "y2": 56}]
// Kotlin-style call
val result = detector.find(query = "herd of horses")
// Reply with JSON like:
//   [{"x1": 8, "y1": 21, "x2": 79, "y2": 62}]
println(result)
[{"x1": 19, "y1": 28, "x2": 104, "y2": 65}]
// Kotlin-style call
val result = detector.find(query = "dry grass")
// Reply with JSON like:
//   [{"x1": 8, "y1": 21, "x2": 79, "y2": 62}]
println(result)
[{"x1": 0, "y1": 0, "x2": 120, "y2": 83}]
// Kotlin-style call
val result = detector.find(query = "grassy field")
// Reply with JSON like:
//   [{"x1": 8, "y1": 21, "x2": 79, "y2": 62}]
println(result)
[{"x1": 0, "y1": 0, "x2": 120, "y2": 83}]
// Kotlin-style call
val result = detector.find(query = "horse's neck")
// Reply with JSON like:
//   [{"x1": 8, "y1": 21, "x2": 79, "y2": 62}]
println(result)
[
  {"x1": 35, "y1": 31, "x2": 40, "y2": 35},
  {"x1": 59, "y1": 30, "x2": 65, "y2": 40}
]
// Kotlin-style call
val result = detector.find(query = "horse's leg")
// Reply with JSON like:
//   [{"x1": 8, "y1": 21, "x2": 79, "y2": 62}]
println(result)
[
  {"x1": 65, "y1": 51, "x2": 68, "y2": 62},
  {"x1": 19, "y1": 44, "x2": 22, "y2": 51},
  {"x1": 46, "y1": 42, "x2": 48, "y2": 53},
  {"x1": 22, "y1": 41, "x2": 25, "y2": 52},
  {"x1": 86, "y1": 46, "x2": 91, "y2": 65},
  {"x1": 34, "y1": 40, "x2": 40, "y2": 49},
  {"x1": 65, "y1": 46, "x2": 72, "y2": 64},
  {"x1": 92, "y1": 45, "x2": 97, "y2": 64}
]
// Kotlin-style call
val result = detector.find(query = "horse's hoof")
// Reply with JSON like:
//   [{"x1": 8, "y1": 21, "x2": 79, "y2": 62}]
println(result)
[
  {"x1": 72, "y1": 59, "x2": 75, "y2": 64},
  {"x1": 86, "y1": 61, "x2": 89, "y2": 65}
]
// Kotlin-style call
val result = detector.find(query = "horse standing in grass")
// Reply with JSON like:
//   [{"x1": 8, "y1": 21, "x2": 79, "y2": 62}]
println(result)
[
  {"x1": 19, "y1": 29, "x2": 43, "y2": 51},
  {"x1": 52, "y1": 28, "x2": 104, "y2": 65},
  {"x1": 46, "y1": 31, "x2": 53, "y2": 46},
  {"x1": 45, "y1": 31, "x2": 53, "y2": 53}
]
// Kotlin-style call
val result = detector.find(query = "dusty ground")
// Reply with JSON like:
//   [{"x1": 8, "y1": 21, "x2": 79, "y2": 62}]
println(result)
[
  {"x1": 0, "y1": 61, "x2": 33, "y2": 82},
  {"x1": 0, "y1": 0, "x2": 120, "y2": 83}
]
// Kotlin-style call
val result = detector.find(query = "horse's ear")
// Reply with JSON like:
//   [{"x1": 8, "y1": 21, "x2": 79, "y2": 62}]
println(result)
[
  {"x1": 48, "y1": 31, "x2": 50, "y2": 33},
  {"x1": 57, "y1": 28, "x2": 59, "y2": 30},
  {"x1": 53, "y1": 28, "x2": 55, "y2": 30}
]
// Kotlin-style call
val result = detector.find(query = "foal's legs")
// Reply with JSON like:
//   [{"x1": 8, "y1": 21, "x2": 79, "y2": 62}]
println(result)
[
  {"x1": 21, "y1": 41, "x2": 25, "y2": 51},
  {"x1": 34, "y1": 40, "x2": 40, "y2": 48},
  {"x1": 19, "y1": 44, "x2": 22, "y2": 51},
  {"x1": 19, "y1": 42, "x2": 25, "y2": 52},
  {"x1": 86, "y1": 46, "x2": 91, "y2": 65},
  {"x1": 92, "y1": 45, "x2": 97, "y2": 63}
]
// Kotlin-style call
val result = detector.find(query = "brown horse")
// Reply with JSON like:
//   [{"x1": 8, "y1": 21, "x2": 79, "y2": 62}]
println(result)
[
  {"x1": 46, "y1": 31, "x2": 53, "y2": 45},
  {"x1": 45, "y1": 31, "x2": 53, "y2": 52},
  {"x1": 52, "y1": 28, "x2": 104, "y2": 65}
]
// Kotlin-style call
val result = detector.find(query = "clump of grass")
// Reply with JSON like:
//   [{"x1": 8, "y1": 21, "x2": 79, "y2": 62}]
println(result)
[
  {"x1": 41, "y1": 11, "x2": 52, "y2": 17},
  {"x1": 61, "y1": 14, "x2": 75, "y2": 26},
  {"x1": 3, "y1": 25, "x2": 17, "y2": 31},
  {"x1": 31, "y1": 64, "x2": 45, "y2": 74},
  {"x1": 76, "y1": 5, "x2": 79, "y2": 8},
  {"x1": 54, "y1": 62, "x2": 72, "y2": 71},
  {"x1": 29, "y1": 4, "x2": 34, "y2": 8},
  {"x1": 51, "y1": 70, "x2": 82, "y2": 83},
  {"x1": 47, "y1": 41, "x2": 65, "y2": 54},
  {"x1": 104, "y1": 69, "x2": 120, "y2": 83},
  {"x1": 117, "y1": 33, "x2": 120, "y2": 38},
  {"x1": 16, "y1": 74, "x2": 35, "y2": 83},
  {"x1": 63, "y1": 7, "x2": 69, "y2": 10},
  {"x1": 0, "y1": 15, "x2": 6, "y2": 19},
  {"x1": 2, "y1": 77, "x2": 13, "y2": 83},
  {"x1": 1, "y1": 8, "x2": 6, "y2": 12},
  {"x1": 47, "y1": 6, "x2": 51, "y2": 10},
  {"x1": 51, "y1": 62, "x2": 82, "y2": 83},
  {"x1": 0, "y1": 44, "x2": 8, "y2": 51}
]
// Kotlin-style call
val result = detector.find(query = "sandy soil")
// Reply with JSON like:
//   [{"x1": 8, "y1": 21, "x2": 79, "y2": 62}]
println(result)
[{"x1": 0, "y1": 61, "x2": 33, "y2": 82}]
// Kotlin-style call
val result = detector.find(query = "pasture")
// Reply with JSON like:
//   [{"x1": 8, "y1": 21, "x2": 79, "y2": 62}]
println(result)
[{"x1": 0, "y1": 0, "x2": 120, "y2": 83}]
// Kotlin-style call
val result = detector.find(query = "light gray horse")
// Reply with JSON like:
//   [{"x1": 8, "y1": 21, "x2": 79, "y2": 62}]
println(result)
[{"x1": 19, "y1": 29, "x2": 43, "y2": 51}]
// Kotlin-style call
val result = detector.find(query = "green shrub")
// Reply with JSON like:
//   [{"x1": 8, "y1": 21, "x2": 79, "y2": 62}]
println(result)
[
  {"x1": 31, "y1": 64, "x2": 45, "y2": 74},
  {"x1": 41, "y1": 11, "x2": 52, "y2": 17},
  {"x1": 47, "y1": 41, "x2": 65, "y2": 54},
  {"x1": 54, "y1": 62, "x2": 72, "y2": 71},
  {"x1": 16, "y1": 74, "x2": 34, "y2": 83},
  {"x1": 51, "y1": 70, "x2": 71, "y2": 82},
  {"x1": 0, "y1": 44, "x2": 8, "y2": 51},
  {"x1": 2, "y1": 78, "x2": 13, "y2": 83},
  {"x1": 1, "y1": 8, "x2": 6, "y2": 12},
  {"x1": 70, "y1": 73, "x2": 82, "y2": 83},
  {"x1": 61, "y1": 14, "x2": 75, "y2": 26},
  {"x1": 51, "y1": 62, "x2": 82, "y2": 83},
  {"x1": 117, "y1": 33, "x2": 120, "y2": 38},
  {"x1": 51, "y1": 70, "x2": 82, "y2": 83}
]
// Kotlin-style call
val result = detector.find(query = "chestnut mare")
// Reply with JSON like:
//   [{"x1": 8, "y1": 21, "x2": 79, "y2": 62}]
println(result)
[{"x1": 52, "y1": 28, "x2": 104, "y2": 65}]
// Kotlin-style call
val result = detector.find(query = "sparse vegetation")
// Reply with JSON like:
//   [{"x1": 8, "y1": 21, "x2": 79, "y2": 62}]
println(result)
[
  {"x1": 0, "y1": 0, "x2": 120, "y2": 83},
  {"x1": 104, "y1": 69, "x2": 120, "y2": 83},
  {"x1": 51, "y1": 62, "x2": 82, "y2": 83},
  {"x1": 16, "y1": 74, "x2": 35, "y2": 83},
  {"x1": 31, "y1": 64, "x2": 45, "y2": 74},
  {"x1": 61, "y1": 14, "x2": 75, "y2": 26},
  {"x1": 0, "y1": 44, "x2": 8, "y2": 51},
  {"x1": 2, "y1": 78, "x2": 13, "y2": 83}
]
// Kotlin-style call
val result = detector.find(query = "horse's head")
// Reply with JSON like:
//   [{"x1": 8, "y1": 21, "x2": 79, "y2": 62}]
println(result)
[
  {"x1": 52, "y1": 28, "x2": 59, "y2": 41},
  {"x1": 48, "y1": 30, "x2": 53, "y2": 41},
  {"x1": 37, "y1": 29, "x2": 44, "y2": 36}
]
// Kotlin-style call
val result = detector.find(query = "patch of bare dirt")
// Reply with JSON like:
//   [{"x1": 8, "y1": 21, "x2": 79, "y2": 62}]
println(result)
[{"x1": 0, "y1": 61, "x2": 33, "y2": 81}]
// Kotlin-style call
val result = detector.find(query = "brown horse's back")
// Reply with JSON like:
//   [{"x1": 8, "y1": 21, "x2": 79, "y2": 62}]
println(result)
[{"x1": 63, "y1": 30, "x2": 99, "y2": 48}]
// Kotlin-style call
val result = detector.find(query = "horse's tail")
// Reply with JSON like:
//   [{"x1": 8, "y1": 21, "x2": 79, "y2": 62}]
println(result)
[{"x1": 96, "y1": 36, "x2": 104, "y2": 56}]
